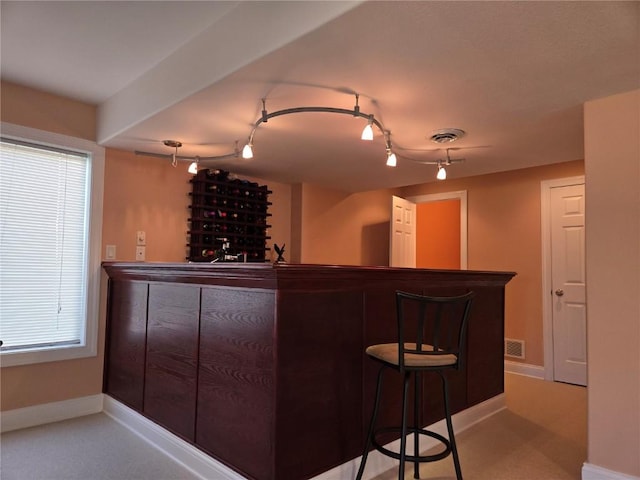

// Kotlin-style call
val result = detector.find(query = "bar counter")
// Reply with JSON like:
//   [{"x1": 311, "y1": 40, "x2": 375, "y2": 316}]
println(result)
[{"x1": 102, "y1": 262, "x2": 515, "y2": 480}]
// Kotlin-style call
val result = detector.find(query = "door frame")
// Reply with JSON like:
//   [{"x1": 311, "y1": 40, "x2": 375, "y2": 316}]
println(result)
[
  {"x1": 540, "y1": 175, "x2": 585, "y2": 381},
  {"x1": 406, "y1": 190, "x2": 468, "y2": 269}
]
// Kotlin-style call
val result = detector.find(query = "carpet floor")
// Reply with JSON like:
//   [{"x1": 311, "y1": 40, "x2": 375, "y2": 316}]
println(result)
[
  {"x1": 1, "y1": 373, "x2": 586, "y2": 480},
  {"x1": 372, "y1": 373, "x2": 587, "y2": 480}
]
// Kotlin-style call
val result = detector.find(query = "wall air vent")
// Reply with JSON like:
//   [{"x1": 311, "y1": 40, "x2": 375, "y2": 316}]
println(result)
[{"x1": 504, "y1": 338, "x2": 525, "y2": 359}]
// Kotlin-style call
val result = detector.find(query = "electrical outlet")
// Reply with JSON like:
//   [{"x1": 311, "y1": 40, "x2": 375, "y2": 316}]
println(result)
[
  {"x1": 136, "y1": 230, "x2": 146, "y2": 246},
  {"x1": 105, "y1": 245, "x2": 116, "y2": 260},
  {"x1": 135, "y1": 246, "x2": 146, "y2": 261}
]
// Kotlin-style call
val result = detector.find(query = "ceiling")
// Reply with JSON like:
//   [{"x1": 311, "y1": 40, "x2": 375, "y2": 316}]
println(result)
[{"x1": 2, "y1": 1, "x2": 638, "y2": 192}]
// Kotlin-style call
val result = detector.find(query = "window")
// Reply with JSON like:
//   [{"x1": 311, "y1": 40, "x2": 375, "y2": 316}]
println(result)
[{"x1": 0, "y1": 123, "x2": 104, "y2": 367}]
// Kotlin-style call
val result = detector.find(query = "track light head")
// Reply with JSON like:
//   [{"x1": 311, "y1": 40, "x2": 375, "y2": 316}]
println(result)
[
  {"x1": 242, "y1": 143, "x2": 254, "y2": 159},
  {"x1": 386, "y1": 152, "x2": 397, "y2": 167},
  {"x1": 188, "y1": 156, "x2": 199, "y2": 174},
  {"x1": 361, "y1": 115, "x2": 374, "y2": 141}
]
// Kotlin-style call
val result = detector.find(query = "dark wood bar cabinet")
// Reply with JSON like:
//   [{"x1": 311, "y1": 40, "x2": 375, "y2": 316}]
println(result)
[{"x1": 102, "y1": 262, "x2": 515, "y2": 480}]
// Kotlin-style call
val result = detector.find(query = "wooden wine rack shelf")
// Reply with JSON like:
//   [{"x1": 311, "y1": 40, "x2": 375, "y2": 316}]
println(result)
[{"x1": 187, "y1": 169, "x2": 271, "y2": 262}]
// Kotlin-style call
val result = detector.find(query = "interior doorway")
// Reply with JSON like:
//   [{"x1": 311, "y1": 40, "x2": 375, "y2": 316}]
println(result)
[{"x1": 408, "y1": 191, "x2": 468, "y2": 270}]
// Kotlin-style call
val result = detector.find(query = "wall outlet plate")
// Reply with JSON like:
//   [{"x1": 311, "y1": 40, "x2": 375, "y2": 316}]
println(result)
[
  {"x1": 135, "y1": 246, "x2": 146, "y2": 261},
  {"x1": 106, "y1": 245, "x2": 116, "y2": 260}
]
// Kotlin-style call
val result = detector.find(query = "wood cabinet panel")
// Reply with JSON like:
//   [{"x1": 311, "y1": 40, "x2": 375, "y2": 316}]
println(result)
[
  {"x1": 275, "y1": 290, "x2": 364, "y2": 480},
  {"x1": 197, "y1": 287, "x2": 275, "y2": 480},
  {"x1": 104, "y1": 280, "x2": 148, "y2": 410},
  {"x1": 144, "y1": 283, "x2": 200, "y2": 441},
  {"x1": 466, "y1": 287, "x2": 506, "y2": 406}
]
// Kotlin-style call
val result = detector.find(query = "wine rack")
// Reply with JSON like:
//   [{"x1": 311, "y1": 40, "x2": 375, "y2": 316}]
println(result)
[{"x1": 188, "y1": 169, "x2": 272, "y2": 262}]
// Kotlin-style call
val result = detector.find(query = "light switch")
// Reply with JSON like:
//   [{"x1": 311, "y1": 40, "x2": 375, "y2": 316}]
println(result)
[
  {"x1": 135, "y1": 246, "x2": 146, "y2": 261},
  {"x1": 136, "y1": 231, "x2": 146, "y2": 246},
  {"x1": 106, "y1": 245, "x2": 116, "y2": 260}
]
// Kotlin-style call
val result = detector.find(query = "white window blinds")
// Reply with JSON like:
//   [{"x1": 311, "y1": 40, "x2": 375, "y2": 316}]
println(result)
[{"x1": 0, "y1": 138, "x2": 90, "y2": 352}]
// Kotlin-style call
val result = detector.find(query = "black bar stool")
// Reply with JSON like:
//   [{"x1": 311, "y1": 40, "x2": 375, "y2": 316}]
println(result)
[{"x1": 356, "y1": 290, "x2": 474, "y2": 480}]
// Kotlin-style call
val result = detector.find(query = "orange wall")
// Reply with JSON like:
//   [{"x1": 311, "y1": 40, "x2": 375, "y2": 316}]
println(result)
[
  {"x1": 102, "y1": 150, "x2": 192, "y2": 262},
  {"x1": 297, "y1": 160, "x2": 585, "y2": 367},
  {"x1": 416, "y1": 199, "x2": 461, "y2": 269},
  {"x1": 1, "y1": 81, "x2": 96, "y2": 141},
  {"x1": 400, "y1": 161, "x2": 584, "y2": 367},
  {"x1": 297, "y1": 183, "x2": 393, "y2": 266},
  {"x1": 584, "y1": 90, "x2": 639, "y2": 477},
  {"x1": 103, "y1": 150, "x2": 292, "y2": 263}
]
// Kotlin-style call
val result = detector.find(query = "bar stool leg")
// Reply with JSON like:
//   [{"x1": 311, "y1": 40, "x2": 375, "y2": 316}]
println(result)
[
  {"x1": 441, "y1": 373, "x2": 463, "y2": 480},
  {"x1": 413, "y1": 372, "x2": 421, "y2": 479},
  {"x1": 356, "y1": 367, "x2": 386, "y2": 480},
  {"x1": 399, "y1": 371, "x2": 411, "y2": 480}
]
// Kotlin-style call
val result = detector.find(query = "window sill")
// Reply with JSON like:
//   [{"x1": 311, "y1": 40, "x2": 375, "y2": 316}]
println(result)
[{"x1": 0, "y1": 342, "x2": 97, "y2": 368}]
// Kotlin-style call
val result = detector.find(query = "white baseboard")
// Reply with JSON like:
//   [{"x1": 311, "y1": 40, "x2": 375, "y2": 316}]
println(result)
[
  {"x1": 583, "y1": 463, "x2": 640, "y2": 480},
  {"x1": 504, "y1": 360, "x2": 545, "y2": 379},
  {"x1": 0, "y1": 394, "x2": 103, "y2": 433},
  {"x1": 102, "y1": 396, "x2": 245, "y2": 480},
  {"x1": 311, "y1": 393, "x2": 506, "y2": 480},
  {"x1": 105, "y1": 393, "x2": 504, "y2": 480},
  {"x1": 3, "y1": 392, "x2": 505, "y2": 480}
]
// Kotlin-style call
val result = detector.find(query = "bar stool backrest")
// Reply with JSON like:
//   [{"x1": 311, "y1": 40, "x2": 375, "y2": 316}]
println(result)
[{"x1": 395, "y1": 290, "x2": 475, "y2": 372}]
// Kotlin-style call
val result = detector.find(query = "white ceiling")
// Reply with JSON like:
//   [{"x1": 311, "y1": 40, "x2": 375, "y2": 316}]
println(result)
[{"x1": 2, "y1": 1, "x2": 639, "y2": 192}]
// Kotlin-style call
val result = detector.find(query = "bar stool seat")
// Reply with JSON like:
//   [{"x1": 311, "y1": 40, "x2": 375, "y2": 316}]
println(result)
[{"x1": 356, "y1": 290, "x2": 474, "y2": 480}]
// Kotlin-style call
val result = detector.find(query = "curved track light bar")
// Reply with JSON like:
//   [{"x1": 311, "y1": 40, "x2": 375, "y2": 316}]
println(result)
[{"x1": 243, "y1": 94, "x2": 394, "y2": 166}]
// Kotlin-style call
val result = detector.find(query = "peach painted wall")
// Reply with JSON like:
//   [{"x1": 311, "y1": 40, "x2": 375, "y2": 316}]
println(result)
[
  {"x1": 1, "y1": 81, "x2": 96, "y2": 141},
  {"x1": 102, "y1": 150, "x2": 192, "y2": 262},
  {"x1": 416, "y1": 199, "x2": 461, "y2": 269},
  {"x1": 1, "y1": 82, "x2": 105, "y2": 411},
  {"x1": 584, "y1": 90, "x2": 639, "y2": 477},
  {"x1": 297, "y1": 183, "x2": 394, "y2": 266},
  {"x1": 102, "y1": 151, "x2": 291, "y2": 263},
  {"x1": 298, "y1": 160, "x2": 584, "y2": 368},
  {"x1": 399, "y1": 160, "x2": 584, "y2": 367}
]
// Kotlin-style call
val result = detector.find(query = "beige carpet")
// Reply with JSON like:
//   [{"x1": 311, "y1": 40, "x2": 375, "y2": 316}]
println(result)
[
  {"x1": 0, "y1": 412, "x2": 199, "y2": 480},
  {"x1": 372, "y1": 373, "x2": 587, "y2": 480},
  {"x1": 0, "y1": 373, "x2": 586, "y2": 480}
]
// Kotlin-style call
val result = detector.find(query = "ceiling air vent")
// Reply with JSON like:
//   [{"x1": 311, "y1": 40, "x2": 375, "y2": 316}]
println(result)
[{"x1": 429, "y1": 128, "x2": 466, "y2": 144}]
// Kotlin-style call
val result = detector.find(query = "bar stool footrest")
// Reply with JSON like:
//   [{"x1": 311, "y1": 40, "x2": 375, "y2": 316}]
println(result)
[{"x1": 372, "y1": 426, "x2": 452, "y2": 463}]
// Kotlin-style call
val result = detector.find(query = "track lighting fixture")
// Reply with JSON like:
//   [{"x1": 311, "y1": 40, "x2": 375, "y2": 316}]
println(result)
[
  {"x1": 188, "y1": 156, "x2": 199, "y2": 174},
  {"x1": 163, "y1": 140, "x2": 182, "y2": 167},
  {"x1": 135, "y1": 94, "x2": 410, "y2": 172},
  {"x1": 384, "y1": 131, "x2": 397, "y2": 167},
  {"x1": 134, "y1": 140, "x2": 241, "y2": 172},
  {"x1": 417, "y1": 148, "x2": 465, "y2": 180},
  {"x1": 243, "y1": 94, "x2": 396, "y2": 167}
]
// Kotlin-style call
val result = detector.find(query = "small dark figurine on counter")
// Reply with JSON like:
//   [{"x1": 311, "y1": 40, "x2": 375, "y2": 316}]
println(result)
[{"x1": 274, "y1": 243, "x2": 286, "y2": 263}]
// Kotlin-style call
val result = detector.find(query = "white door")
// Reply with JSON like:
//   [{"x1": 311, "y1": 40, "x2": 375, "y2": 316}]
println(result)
[
  {"x1": 550, "y1": 183, "x2": 587, "y2": 386},
  {"x1": 389, "y1": 195, "x2": 416, "y2": 267}
]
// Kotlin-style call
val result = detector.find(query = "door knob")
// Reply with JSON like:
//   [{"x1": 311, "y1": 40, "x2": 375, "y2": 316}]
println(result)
[{"x1": 555, "y1": 289, "x2": 564, "y2": 297}]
